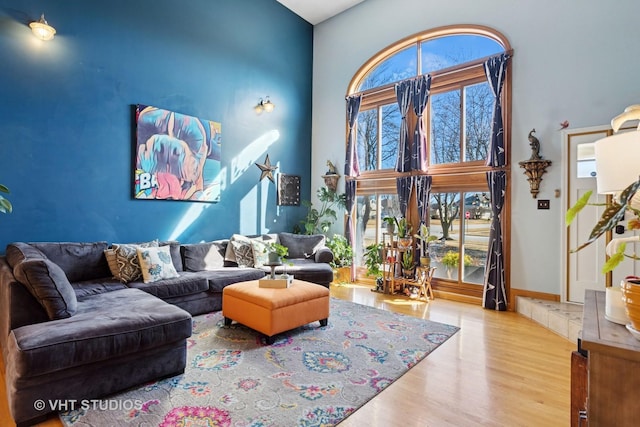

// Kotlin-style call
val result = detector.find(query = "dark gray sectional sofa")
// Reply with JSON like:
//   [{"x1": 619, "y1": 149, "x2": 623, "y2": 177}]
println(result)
[{"x1": 0, "y1": 233, "x2": 333, "y2": 426}]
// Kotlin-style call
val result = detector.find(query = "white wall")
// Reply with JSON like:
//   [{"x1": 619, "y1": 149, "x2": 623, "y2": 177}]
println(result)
[{"x1": 311, "y1": 0, "x2": 640, "y2": 296}]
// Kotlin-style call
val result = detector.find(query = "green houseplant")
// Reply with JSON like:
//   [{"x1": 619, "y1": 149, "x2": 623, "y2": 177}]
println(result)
[
  {"x1": 414, "y1": 223, "x2": 437, "y2": 267},
  {"x1": 0, "y1": 184, "x2": 12, "y2": 214},
  {"x1": 396, "y1": 217, "x2": 413, "y2": 249},
  {"x1": 326, "y1": 234, "x2": 354, "y2": 284},
  {"x1": 264, "y1": 242, "x2": 289, "y2": 264},
  {"x1": 297, "y1": 186, "x2": 346, "y2": 235},
  {"x1": 401, "y1": 249, "x2": 415, "y2": 279},
  {"x1": 364, "y1": 242, "x2": 384, "y2": 291},
  {"x1": 440, "y1": 250, "x2": 473, "y2": 279},
  {"x1": 382, "y1": 216, "x2": 396, "y2": 235}
]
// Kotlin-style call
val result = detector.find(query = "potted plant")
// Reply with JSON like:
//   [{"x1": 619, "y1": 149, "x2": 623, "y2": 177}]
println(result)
[
  {"x1": 401, "y1": 249, "x2": 415, "y2": 279},
  {"x1": 264, "y1": 242, "x2": 289, "y2": 264},
  {"x1": 297, "y1": 186, "x2": 346, "y2": 235},
  {"x1": 326, "y1": 234, "x2": 354, "y2": 283},
  {"x1": 396, "y1": 217, "x2": 413, "y2": 249},
  {"x1": 364, "y1": 242, "x2": 384, "y2": 291},
  {"x1": 382, "y1": 216, "x2": 396, "y2": 236},
  {"x1": 0, "y1": 184, "x2": 12, "y2": 214},
  {"x1": 440, "y1": 250, "x2": 473, "y2": 279},
  {"x1": 414, "y1": 224, "x2": 437, "y2": 267}
]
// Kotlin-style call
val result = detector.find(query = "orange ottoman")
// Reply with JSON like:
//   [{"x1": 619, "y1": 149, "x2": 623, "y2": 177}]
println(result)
[{"x1": 222, "y1": 279, "x2": 329, "y2": 344}]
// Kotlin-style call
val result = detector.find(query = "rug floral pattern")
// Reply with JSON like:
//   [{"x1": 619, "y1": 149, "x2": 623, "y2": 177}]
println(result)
[{"x1": 60, "y1": 298, "x2": 459, "y2": 427}]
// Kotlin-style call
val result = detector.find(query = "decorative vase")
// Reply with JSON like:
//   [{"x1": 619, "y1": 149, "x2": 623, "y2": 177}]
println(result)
[
  {"x1": 403, "y1": 268, "x2": 414, "y2": 279},
  {"x1": 420, "y1": 256, "x2": 430, "y2": 268},
  {"x1": 621, "y1": 279, "x2": 640, "y2": 331},
  {"x1": 268, "y1": 252, "x2": 281, "y2": 264},
  {"x1": 397, "y1": 237, "x2": 412, "y2": 250},
  {"x1": 386, "y1": 222, "x2": 395, "y2": 235},
  {"x1": 605, "y1": 282, "x2": 630, "y2": 325}
]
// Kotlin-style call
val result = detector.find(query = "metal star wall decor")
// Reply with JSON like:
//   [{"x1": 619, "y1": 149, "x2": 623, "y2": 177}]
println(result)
[{"x1": 255, "y1": 154, "x2": 278, "y2": 183}]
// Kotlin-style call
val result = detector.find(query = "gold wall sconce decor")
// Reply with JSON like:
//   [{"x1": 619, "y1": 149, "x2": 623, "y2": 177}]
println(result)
[
  {"x1": 254, "y1": 96, "x2": 275, "y2": 114},
  {"x1": 321, "y1": 160, "x2": 340, "y2": 192},
  {"x1": 29, "y1": 14, "x2": 56, "y2": 41},
  {"x1": 519, "y1": 128, "x2": 552, "y2": 198}
]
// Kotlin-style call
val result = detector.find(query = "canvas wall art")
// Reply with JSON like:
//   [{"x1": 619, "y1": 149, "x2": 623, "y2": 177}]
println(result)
[{"x1": 134, "y1": 104, "x2": 222, "y2": 202}]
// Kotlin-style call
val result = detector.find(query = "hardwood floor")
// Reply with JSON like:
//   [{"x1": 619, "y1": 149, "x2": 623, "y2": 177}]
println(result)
[{"x1": 1, "y1": 283, "x2": 573, "y2": 427}]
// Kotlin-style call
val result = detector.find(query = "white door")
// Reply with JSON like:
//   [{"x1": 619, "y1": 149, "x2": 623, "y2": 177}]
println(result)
[{"x1": 563, "y1": 126, "x2": 610, "y2": 303}]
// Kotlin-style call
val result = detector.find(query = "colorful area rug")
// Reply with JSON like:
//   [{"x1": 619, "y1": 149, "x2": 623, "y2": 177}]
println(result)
[{"x1": 60, "y1": 298, "x2": 459, "y2": 427}]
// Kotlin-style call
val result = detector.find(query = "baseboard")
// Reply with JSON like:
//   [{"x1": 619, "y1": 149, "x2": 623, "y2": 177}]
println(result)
[
  {"x1": 434, "y1": 290, "x2": 482, "y2": 305},
  {"x1": 510, "y1": 288, "x2": 560, "y2": 311}
]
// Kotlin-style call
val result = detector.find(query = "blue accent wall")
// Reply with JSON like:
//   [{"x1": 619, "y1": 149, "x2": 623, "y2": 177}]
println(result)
[{"x1": 0, "y1": 0, "x2": 312, "y2": 250}]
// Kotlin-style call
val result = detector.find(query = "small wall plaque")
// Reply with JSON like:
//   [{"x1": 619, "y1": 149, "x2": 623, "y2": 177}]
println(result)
[{"x1": 277, "y1": 174, "x2": 301, "y2": 206}]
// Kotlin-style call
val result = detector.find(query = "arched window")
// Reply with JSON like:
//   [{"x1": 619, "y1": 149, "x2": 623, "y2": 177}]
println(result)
[{"x1": 347, "y1": 25, "x2": 512, "y2": 302}]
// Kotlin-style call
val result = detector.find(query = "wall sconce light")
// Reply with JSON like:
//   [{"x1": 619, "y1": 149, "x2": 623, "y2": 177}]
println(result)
[
  {"x1": 519, "y1": 128, "x2": 552, "y2": 198},
  {"x1": 254, "y1": 97, "x2": 275, "y2": 114},
  {"x1": 29, "y1": 14, "x2": 56, "y2": 41}
]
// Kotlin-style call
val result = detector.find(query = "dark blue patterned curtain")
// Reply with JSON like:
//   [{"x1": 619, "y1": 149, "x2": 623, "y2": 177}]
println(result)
[
  {"x1": 411, "y1": 75, "x2": 432, "y2": 172},
  {"x1": 483, "y1": 170, "x2": 507, "y2": 310},
  {"x1": 345, "y1": 94, "x2": 362, "y2": 177},
  {"x1": 345, "y1": 179, "x2": 357, "y2": 281},
  {"x1": 396, "y1": 176, "x2": 413, "y2": 218},
  {"x1": 415, "y1": 175, "x2": 432, "y2": 224},
  {"x1": 484, "y1": 53, "x2": 510, "y2": 167},
  {"x1": 395, "y1": 80, "x2": 413, "y2": 173}
]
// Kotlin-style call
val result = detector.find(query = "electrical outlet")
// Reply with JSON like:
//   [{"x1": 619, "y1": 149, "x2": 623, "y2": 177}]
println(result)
[{"x1": 537, "y1": 199, "x2": 550, "y2": 210}]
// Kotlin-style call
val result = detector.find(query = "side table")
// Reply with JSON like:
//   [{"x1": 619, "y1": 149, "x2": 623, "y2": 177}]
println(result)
[{"x1": 415, "y1": 266, "x2": 436, "y2": 300}]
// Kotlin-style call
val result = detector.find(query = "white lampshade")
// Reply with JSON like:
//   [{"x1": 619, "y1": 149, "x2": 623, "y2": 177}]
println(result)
[{"x1": 594, "y1": 130, "x2": 640, "y2": 194}]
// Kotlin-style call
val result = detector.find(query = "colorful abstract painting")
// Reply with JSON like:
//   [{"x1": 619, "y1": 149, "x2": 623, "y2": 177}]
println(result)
[{"x1": 135, "y1": 105, "x2": 222, "y2": 202}]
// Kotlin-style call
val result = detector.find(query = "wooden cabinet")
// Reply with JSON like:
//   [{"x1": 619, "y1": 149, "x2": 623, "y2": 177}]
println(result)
[{"x1": 577, "y1": 290, "x2": 640, "y2": 426}]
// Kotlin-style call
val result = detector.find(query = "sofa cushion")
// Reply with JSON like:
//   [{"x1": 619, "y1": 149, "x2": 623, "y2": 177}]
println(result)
[
  {"x1": 181, "y1": 242, "x2": 226, "y2": 271},
  {"x1": 278, "y1": 232, "x2": 326, "y2": 259},
  {"x1": 160, "y1": 240, "x2": 183, "y2": 272},
  {"x1": 251, "y1": 239, "x2": 270, "y2": 267},
  {"x1": 137, "y1": 246, "x2": 180, "y2": 283},
  {"x1": 198, "y1": 268, "x2": 266, "y2": 293},
  {"x1": 126, "y1": 271, "x2": 209, "y2": 299},
  {"x1": 7, "y1": 288, "x2": 191, "y2": 378},
  {"x1": 28, "y1": 242, "x2": 111, "y2": 282},
  {"x1": 5, "y1": 243, "x2": 47, "y2": 268},
  {"x1": 111, "y1": 240, "x2": 158, "y2": 283},
  {"x1": 13, "y1": 259, "x2": 78, "y2": 320},
  {"x1": 71, "y1": 278, "x2": 128, "y2": 300}
]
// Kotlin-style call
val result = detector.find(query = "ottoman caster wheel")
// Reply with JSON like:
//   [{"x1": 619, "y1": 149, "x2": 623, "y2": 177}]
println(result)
[
  {"x1": 319, "y1": 318, "x2": 328, "y2": 327},
  {"x1": 224, "y1": 317, "x2": 232, "y2": 326}
]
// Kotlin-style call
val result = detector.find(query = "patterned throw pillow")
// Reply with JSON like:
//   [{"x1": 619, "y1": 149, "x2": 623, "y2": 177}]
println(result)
[
  {"x1": 112, "y1": 240, "x2": 159, "y2": 283},
  {"x1": 230, "y1": 240, "x2": 254, "y2": 268},
  {"x1": 136, "y1": 246, "x2": 180, "y2": 283},
  {"x1": 224, "y1": 234, "x2": 251, "y2": 263},
  {"x1": 251, "y1": 239, "x2": 269, "y2": 268}
]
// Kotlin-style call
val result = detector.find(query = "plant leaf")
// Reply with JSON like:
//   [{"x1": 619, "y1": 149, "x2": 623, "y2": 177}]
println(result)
[
  {"x1": 0, "y1": 184, "x2": 9, "y2": 194},
  {"x1": 0, "y1": 197, "x2": 11, "y2": 214},
  {"x1": 565, "y1": 191, "x2": 592, "y2": 226},
  {"x1": 574, "y1": 202, "x2": 627, "y2": 252},
  {"x1": 603, "y1": 242, "x2": 626, "y2": 273}
]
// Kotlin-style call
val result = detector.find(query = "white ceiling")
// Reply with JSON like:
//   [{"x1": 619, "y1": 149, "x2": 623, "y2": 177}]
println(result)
[{"x1": 276, "y1": 0, "x2": 365, "y2": 25}]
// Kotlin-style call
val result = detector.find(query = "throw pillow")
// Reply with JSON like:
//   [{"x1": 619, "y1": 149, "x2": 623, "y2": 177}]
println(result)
[
  {"x1": 230, "y1": 240, "x2": 254, "y2": 268},
  {"x1": 224, "y1": 234, "x2": 251, "y2": 263},
  {"x1": 103, "y1": 249, "x2": 119, "y2": 277},
  {"x1": 278, "y1": 232, "x2": 325, "y2": 259},
  {"x1": 251, "y1": 239, "x2": 270, "y2": 268},
  {"x1": 136, "y1": 246, "x2": 180, "y2": 283},
  {"x1": 112, "y1": 240, "x2": 159, "y2": 283},
  {"x1": 13, "y1": 258, "x2": 78, "y2": 320},
  {"x1": 181, "y1": 242, "x2": 226, "y2": 271}
]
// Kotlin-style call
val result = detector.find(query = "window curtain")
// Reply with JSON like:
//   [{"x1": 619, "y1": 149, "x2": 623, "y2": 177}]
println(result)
[
  {"x1": 415, "y1": 175, "x2": 432, "y2": 224},
  {"x1": 483, "y1": 170, "x2": 507, "y2": 310},
  {"x1": 345, "y1": 94, "x2": 363, "y2": 177},
  {"x1": 411, "y1": 75, "x2": 432, "y2": 172},
  {"x1": 345, "y1": 179, "x2": 357, "y2": 281},
  {"x1": 484, "y1": 53, "x2": 510, "y2": 168},
  {"x1": 395, "y1": 80, "x2": 413, "y2": 173},
  {"x1": 396, "y1": 176, "x2": 413, "y2": 218}
]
